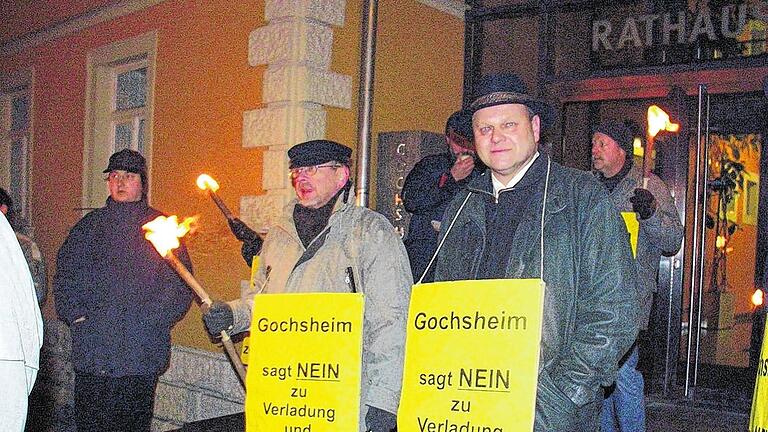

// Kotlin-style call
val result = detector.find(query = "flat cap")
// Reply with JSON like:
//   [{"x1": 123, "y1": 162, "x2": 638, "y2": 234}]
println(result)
[
  {"x1": 103, "y1": 149, "x2": 147, "y2": 175},
  {"x1": 288, "y1": 140, "x2": 352, "y2": 169}
]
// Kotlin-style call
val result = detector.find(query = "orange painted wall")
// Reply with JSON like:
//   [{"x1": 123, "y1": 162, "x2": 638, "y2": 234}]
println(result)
[
  {"x1": 1, "y1": 0, "x2": 267, "y2": 349},
  {"x1": 325, "y1": 0, "x2": 466, "y2": 206}
]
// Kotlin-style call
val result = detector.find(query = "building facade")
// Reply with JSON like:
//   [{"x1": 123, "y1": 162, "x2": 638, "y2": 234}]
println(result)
[{"x1": 0, "y1": 0, "x2": 466, "y2": 429}]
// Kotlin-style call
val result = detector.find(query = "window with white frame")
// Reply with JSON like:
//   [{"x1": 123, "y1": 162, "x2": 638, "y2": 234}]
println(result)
[
  {"x1": 112, "y1": 59, "x2": 148, "y2": 153},
  {"x1": 0, "y1": 70, "x2": 33, "y2": 229},
  {"x1": 83, "y1": 32, "x2": 155, "y2": 210}
]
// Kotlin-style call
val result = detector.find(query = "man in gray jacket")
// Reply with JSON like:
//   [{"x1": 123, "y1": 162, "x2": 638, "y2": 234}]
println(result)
[
  {"x1": 592, "y1": 121, "x2": 683, "y2": 432},
  {"x1": 433, "y1": 74, "x2": 640, "y2": 431},
  {"x1": 203, "y1": 140, "x2": 412, "y2": 432}
]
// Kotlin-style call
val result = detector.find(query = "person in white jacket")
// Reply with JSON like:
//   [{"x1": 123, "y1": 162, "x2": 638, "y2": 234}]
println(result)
[{"x1": 0, "y1": 211, "x2": 43, "y2": 431}]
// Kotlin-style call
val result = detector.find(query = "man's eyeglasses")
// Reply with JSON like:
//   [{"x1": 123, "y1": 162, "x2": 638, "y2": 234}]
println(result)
[
  {"x1": 289, "y1": 164, "x2": 341, "y2": 179},
  {"x1": 104, "y1": 171, "x2": 141, "y2": 183}
]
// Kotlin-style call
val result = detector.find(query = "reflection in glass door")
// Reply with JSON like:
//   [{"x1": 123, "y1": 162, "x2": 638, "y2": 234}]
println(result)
[{"x1": 680, "y1": 90, "x2": 767, "y2": 409}]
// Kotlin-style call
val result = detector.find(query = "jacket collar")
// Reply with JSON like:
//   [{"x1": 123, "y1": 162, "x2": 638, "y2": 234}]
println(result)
[
  {"x1": 451, "y1": 155, "x2": 568, "y2": 278},
  {"x1": 104, "y1": 197, "x2": 150, "y2": 219},
  {"x1": 464, "y1": 154, "x2": 565, "y2": 219},
  {"x1": 595, "y1": 164, "x2": 643, "y2": 198},
  {"x1": 277, "y1": 188, "x2": 357, "y2": 246}
]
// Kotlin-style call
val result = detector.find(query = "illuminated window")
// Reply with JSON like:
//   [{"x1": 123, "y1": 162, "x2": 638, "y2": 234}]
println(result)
[
  {"x1": 0, "y1": 70, "x2": 32, "y2": 227},
  {"x1": 84, "y1": 32, "x2": 155, "y2": 210}
]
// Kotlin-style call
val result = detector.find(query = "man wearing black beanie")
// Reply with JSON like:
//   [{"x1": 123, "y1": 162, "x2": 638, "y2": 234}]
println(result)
[{"x1": 592, "y1": 120, "x2": 683, "y2": 432}]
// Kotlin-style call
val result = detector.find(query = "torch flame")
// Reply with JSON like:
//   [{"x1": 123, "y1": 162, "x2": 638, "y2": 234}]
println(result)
[
  {"x1": 196, "y1": 174, "x2": 220, "y2": 192},
  {"x1": 647, "y1": 105, "x2": 680, "y2": 138},
  {"x1": 716, "y1": 235, "x2": 726, "y2": 249},
  {"x1": 752, "y1": 289, "x2": 764, "y2": 307},
  {"x1": 142, "y1": 215, "x2": 196, "y2": 257}
]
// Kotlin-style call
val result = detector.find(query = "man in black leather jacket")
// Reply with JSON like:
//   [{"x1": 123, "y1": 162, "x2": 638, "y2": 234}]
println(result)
[{"x1": 433, "y1": 74, "x2": 640, "y2": 431}]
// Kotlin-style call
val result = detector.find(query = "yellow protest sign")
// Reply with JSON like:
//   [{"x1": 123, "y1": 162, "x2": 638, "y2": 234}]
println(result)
[
  {"x1": 246, "y1": 293, "x2": 364, "y2": 432},
  {"x1": 749, "y1": 318, "x2": 768, "y2": 431},
  {"x1": 398, "y1": 279, "x2": 545, "y2": 432},
  {"x1": 621, "y1": 211, "x2": 639, "y2": 258}
]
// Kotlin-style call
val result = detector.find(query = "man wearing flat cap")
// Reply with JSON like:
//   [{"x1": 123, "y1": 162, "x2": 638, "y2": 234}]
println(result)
[
  {"x1": 431, "y1": 74, "x2": 640, "y2": 430},
  {"x1": 203, "y1": 140, "x2": 412, "y2": 432},
  {"x1": 54, "y1": 149, "x2": 193, "y2": 431},
  {"x1": 592, "y1": 120, "x2": 683, "y2": 432}
]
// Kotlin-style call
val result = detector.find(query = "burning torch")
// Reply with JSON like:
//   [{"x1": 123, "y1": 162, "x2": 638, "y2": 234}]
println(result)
[
  {"x1": 196, "y1": 174, "x2": 235, "y2": 221},
  {"x1": 196, "y1": 174, "x2": 263, "y2": 251},
  {"x1": 644, "y1": 105, "x2": 680, "y2": 188},
  {"x1": 142, "y1": 215, "x2": 247, "y2": 386}
]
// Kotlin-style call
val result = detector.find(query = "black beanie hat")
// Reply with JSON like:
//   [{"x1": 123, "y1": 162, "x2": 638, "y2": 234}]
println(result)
[{"x1": 594, "y1": 121, "x2": 634, "y2": 155}]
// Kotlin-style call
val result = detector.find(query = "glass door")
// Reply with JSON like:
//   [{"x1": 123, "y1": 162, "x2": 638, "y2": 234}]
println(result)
[
  {"x1": 559, "y1": 88, "x2": 768, "y2": 411},
  {"x1": 679, "y1": 89, "x2": 767, "y2": 410}
]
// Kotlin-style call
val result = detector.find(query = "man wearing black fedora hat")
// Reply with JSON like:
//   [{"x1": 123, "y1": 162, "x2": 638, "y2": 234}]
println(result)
[
  {"x1": 54, "y1": 149, "x2": 193, "y2": 431},
  {"x1": 203, "y1": 140, "x2": 412, "y2": 432},
  {"x1": 432, "y1": 74, "x2": 640, "y2": 431}
]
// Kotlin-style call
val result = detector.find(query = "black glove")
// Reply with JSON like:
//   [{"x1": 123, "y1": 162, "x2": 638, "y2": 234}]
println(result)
[
  {"x1": 203, "y1": 301, "x2": 234, "y2": 336},
  {"x1": 365, "y1": 406, "x2": 397, "y2": 432},
  {"x1": 241, "y1": 237, "x2": 264, "y2": 266},
  {"x1": 228, "y1": 218, "x2": 258, "y2": 243},
  {"x1": 629, "y1": 188, "x2": 657, "y2": 220}
]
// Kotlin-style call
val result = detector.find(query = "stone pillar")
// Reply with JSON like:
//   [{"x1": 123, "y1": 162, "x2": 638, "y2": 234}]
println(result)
[{"x1": 240, "y1": 0, "x2": 352, "y2": 230}]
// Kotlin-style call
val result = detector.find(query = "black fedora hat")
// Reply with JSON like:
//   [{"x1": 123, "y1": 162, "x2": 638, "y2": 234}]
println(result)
[{"x1": 465, "y1": 74, "x2": 555, "y2": 128}]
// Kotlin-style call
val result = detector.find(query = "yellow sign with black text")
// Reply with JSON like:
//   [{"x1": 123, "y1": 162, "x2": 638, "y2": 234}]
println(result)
[
  {"x1": 398, "y1": 279, "x2": 545, "y2": 432},
  {"x1": 245, "y1": 293, "x2": 364, "y2": 432},
  {"x1": 749, "y1": 318, "x2": 768, "y2": 431}
]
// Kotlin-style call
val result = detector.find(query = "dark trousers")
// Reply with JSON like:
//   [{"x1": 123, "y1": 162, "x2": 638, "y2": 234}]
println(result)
[{"x1": 74, "y1": 372, "x2": 158, "y2": 432}]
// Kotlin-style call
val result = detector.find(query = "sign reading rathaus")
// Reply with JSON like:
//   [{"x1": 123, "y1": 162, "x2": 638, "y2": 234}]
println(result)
[{"x1": 592, "y1": 1, "x2": 767, "y2": 51}]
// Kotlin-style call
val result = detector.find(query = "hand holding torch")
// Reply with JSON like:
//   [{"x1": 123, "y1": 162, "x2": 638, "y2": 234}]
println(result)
[
  {"x1": 644, "y1": 105, "x2": 680, "y2": 188},
  {"x1": 142, "y1": 215, "x2": 247, "y2": 386}
]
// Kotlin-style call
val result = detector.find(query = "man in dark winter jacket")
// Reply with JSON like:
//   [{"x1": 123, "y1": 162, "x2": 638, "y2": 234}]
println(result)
[
  {"x1": 402, "y1": 110, "x2": 482, "y2": 282},
  {"x1": 54, "y1": 149, "x2": 192, "y2": 432},
  {"x1": 433, "y1": 74, "x2": 640, "y2": 431}
]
